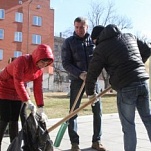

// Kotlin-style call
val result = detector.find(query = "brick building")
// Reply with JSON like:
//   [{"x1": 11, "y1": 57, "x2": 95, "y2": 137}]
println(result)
[{"x1": 0, "y1": 0, "x2": 54, "y2": 75}]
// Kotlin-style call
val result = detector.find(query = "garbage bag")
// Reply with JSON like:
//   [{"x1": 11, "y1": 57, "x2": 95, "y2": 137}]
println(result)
[
  {"x1": 7, "y1": 113, "x2": 53, "y2": 151},
  {"x1": 7, "y1": 129, "x2": 24, "y2": 151}
]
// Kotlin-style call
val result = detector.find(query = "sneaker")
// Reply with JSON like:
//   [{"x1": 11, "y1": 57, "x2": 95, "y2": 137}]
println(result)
[
  {"x1": 92, "y1": 142, "x2": 106, "y2": 151},
  {"x1": 71, "y1": 143, "x2": 81, "y2": 151}
]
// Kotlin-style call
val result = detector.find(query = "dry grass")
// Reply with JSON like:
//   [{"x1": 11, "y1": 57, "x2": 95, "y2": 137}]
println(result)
[{"x1": 31, "y1": 92, "x2": 118, "y2": 119}]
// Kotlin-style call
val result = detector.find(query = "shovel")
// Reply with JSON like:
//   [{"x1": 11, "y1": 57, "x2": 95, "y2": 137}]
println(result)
[
  {"x1": 48, "y1": 86, "x2": 111, "y2": 146},
  {"x1": 53, "y1": 81, "x2": 85, "y2": 147}
]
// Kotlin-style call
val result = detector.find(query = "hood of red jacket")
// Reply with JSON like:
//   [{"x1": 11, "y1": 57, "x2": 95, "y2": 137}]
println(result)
[{"x1": 32, "y1": 44, "x2": 54, "y2": 66}]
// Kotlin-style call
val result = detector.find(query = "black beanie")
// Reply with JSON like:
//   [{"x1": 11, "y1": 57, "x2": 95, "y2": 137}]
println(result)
[{"x1": 91, "y1": 25, "x2": 105, "y2": 40}]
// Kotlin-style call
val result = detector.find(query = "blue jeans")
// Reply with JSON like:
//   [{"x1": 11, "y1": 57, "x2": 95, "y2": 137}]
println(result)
[
  {"x1": 68, "y1": 80, "x2": 102, "y2": 144},
  {"x1": 117, "y1": 80, "x2": 151, "y2": 151}
]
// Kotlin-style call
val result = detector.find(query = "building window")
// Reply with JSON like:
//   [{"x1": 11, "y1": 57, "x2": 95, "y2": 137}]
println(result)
[
  {"x1": 32, "y1": 34, "x2": 41, "y2": 44},
  {"x1": 0, "y1": 9, "x2": 5, "y2": 19},
  {"x1": 14, "y1": 51, "x2": 22, "y2": 57},
  {"x1": 0, "y1": 29, "x2": 4, "y2": 39},
  {"x1": 15, "y1": 12, "x2": 23, "y2": 23},
  {"x1": 33, "y1": 16, "x2": 42, "y2": 26},
  {"x1": 14, "y1": 32, "x2": 22, "y2": 42},
  {"x1": 0, "y1": 49, "x2": 3, "y2": 60}
]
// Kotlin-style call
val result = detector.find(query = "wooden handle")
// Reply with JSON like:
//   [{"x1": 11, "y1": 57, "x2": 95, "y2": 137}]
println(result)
[
  {"x1": 47, "y1": 86, "x2": 111, "y2": 133},
  {"x1": 70, "y1": 81, "x2": 85, "y2": 113}
]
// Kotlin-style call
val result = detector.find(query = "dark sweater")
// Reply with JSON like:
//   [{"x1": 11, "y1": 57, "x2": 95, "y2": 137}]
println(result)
[{"x1": 85, "y1": 24, "x2": 151, "y2": 95}]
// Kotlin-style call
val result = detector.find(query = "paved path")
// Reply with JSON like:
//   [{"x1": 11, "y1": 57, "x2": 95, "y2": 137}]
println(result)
[{"x1": 2, "y1": 113, "x2": 150, "y2": 151}]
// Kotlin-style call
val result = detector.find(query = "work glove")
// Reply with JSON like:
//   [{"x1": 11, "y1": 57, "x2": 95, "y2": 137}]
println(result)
[
  {"x1": 79, "y1": 71, "x2": 87, "y2": 81},
  {"x1": 88, "y1": 93, "x2": 99, "y2": 106},
  {"x1": 36, "y1": 107, "x2": 48, "y2": 123},
  {"x1": 26, "y1": 100, "x2": 37, "y2": 114}
]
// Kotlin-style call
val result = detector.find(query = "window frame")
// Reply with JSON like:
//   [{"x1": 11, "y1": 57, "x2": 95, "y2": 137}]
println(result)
[
  {"x1": 14, "y1": 32, "x2": 22, "y2": 42},
  {"x1": 15, "y1": 12, "x2": 23, "y2": 23},
  {"x1": 0, "y1": 29, "x2": 4, "y2": 39},
  {"x1": 32, "y1": 34, "x2": 41, "y2": 44},
  {"x1": 14, "y1": 51, "x2": 22, "y2": 57},
  {"x1": 33, "y1": 16, "x2": 42, "y2": 26},
  {"x1": 0, "y1": 9, "x2": 5, "y2": 19},
  {"x1": 0, "y1": 49, "x2": 3, "y2": 60}
]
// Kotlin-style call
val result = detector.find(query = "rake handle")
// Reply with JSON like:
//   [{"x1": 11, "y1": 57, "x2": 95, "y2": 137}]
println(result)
[
  {"x1": 70, "y1": 81, "x2": 85, "y2": 113},
  {"x1": 47, "y1": 86, "x2": 111, "y2": 133}
]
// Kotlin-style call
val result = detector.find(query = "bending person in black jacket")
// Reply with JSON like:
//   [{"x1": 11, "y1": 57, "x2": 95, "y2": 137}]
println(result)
[
  {"x1": 61, "y1": 17, "x2": 106, "y2": 151},
  {"x1": 85, "y1": 24, "x2": 151, "y2": 151}
]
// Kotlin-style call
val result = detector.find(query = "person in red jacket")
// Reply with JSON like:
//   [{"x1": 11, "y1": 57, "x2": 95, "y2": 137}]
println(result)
[
  {"x1": 0, "y1": 44, "x2": 54, "y2": 150},
  {"x1": 4, "y1": 57, "x2": 32, "y2": 137}
]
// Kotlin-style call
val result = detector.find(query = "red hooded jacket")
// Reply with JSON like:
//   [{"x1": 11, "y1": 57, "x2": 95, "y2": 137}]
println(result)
[{"x1": 0, "y1": 44, "x2": 54, "y2": 106}]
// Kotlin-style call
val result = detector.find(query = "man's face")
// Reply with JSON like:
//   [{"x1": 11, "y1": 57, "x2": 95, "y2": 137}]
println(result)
[{"x1": 74, "y1": 21, "x2": 88, "y2": 38}]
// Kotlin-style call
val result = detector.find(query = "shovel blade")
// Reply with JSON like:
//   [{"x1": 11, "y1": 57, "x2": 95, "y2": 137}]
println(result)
[{"x1": 53, "y1": 122, "x2": 68, "y2": 147}]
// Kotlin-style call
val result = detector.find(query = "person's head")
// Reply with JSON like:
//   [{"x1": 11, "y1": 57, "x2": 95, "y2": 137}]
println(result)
[
  {"x1": 91, "y1": 25, "x2": 105, "y2": 44},
  {"x1": 8, "y1": 57, "x2": 17, "y2": 64},
  {"x1": 74, "y1": 17, "x2": 88, "y2": 38},
  {"x1": 32, "y1": 44, "x2": 54, "y2": 69}
]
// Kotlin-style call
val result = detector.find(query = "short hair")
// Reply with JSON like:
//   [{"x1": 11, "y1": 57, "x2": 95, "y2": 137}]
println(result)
[{"x1": 74, "y1": 17, "x2": 88, "y2": 25}]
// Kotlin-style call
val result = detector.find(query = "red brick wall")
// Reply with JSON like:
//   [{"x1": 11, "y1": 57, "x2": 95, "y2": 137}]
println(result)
[{"x1": 0, "y1": 0, "x2": 54, "y2": 74}]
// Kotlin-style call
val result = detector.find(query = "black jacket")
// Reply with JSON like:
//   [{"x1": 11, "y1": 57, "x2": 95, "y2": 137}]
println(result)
[
  {"x1": 61, "y1": 32, "x2": 94, "y2": 80},
  {"x1": 85, "y1": 24, "x2": 151, "y2": 94}
]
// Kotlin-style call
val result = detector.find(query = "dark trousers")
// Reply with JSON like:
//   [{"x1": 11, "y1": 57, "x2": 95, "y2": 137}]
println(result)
[
  {"x1": 20, "y1": 103, "x2": 27, "y2": 127},
  {"x1": 68, "y1": 80, "x2": 102, "y2": 144},
  {"x1": 0, "y1": 99, "x2": 22, "y2": 146},
  {"x1": 0, "y1": 99, "x2": 22, "y2": 122}
]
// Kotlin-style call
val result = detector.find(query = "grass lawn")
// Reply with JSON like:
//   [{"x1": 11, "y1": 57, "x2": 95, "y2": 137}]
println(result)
[{"x1": 31, "y1": 92, "x2": 118, "y2": 119}]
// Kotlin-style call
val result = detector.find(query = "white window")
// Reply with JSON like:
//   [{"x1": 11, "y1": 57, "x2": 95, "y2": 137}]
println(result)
[
  {"x1": 15, "y1": 12, "x2": 23, "y2": 23},
  {"x1": 32, "y1": 34, "x2": 41, "y2": 44},
  {"x1": 14, "y1": 32, "x2": 22, "y2": 42},
  {"x1": 0, "y1": 29, "x2": 4, "y2": 39},
  {"x1": 0, "y1": 9, "x2": 5, "y2": 19},
  {"x1": 14, "y1": 51, "x2": 22, "y2": 57},
  {"x1": 0, "y1": 49, "x2": 3, "y2": 60},
  {"x1": 33, "y1": 16, "x2": 42, "y2": 26}
]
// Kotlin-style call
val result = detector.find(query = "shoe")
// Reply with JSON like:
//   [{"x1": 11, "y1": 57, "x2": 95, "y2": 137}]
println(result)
[
  {"x1": 71, "y1": 143, "x2": 81, "y2": 151},
  {"x1": 92, "y1": 142, "x2": 106, "y2": 151}
]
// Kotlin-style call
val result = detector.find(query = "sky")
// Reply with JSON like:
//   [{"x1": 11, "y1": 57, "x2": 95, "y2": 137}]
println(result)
[{"x1": 50, "y1": 0, "x2": 151, "y2": 41}]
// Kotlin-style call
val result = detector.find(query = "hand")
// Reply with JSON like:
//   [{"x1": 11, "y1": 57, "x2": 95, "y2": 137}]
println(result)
[
  {"x1": 88, "y1": 94, "x2": 99, "y2": 106},
  {"x1": 26, "y1": 100, "x2": 37, "y2": 114},
  {"x1": 79, "y1": 71, "x2": 87, "y2": 81},
  {"x1": 36, "y1": 107, "x2": 48, "y2": 123}
]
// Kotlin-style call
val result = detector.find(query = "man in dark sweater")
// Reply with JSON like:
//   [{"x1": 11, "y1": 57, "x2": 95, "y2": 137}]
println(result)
[
  {"x1": 85, "y1": 24, "x2": 151, "y2": 151},
  {"x1": 61, "y1": 17, "x2": 106, "y2": 151}
]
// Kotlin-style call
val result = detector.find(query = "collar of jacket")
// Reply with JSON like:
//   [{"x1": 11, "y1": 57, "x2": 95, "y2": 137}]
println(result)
[{"x1": 73, "y1": 32, "x2": 90, "y2": 40}]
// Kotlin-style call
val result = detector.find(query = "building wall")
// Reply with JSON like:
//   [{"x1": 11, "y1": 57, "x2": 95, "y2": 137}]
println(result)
[
  {"x1": 0, "y1": 0, "x2": 54, "y2": 74},
  {"x1": 53, "y1": 35, "x2": 72, "y2": 91}
]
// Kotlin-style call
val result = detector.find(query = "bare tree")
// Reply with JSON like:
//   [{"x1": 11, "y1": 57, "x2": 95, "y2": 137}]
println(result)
[
  {"x1": 62, "y1": 28, "x2": 73, "y2": 38},
  {"x1": 87, "y1": 0, "x2": 133, "y2": 89},
  {"x1": 88, "y1": 1, "x2": 132, "y2": 29},
  {"x1": 135, "y1": 32, "x2": 150, "y2": 43}
]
